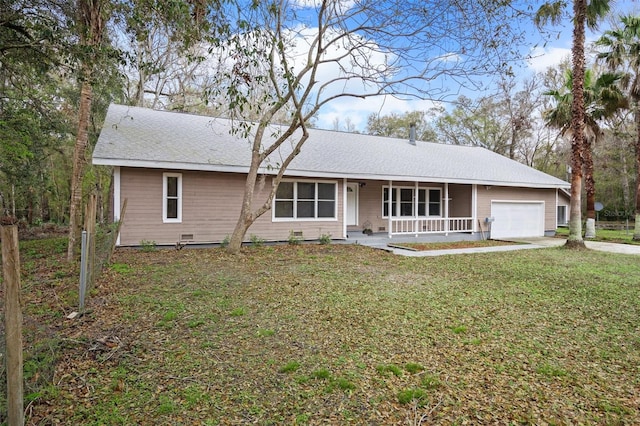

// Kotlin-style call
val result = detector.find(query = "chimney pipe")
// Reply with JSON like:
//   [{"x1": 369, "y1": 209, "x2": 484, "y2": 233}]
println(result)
[{"x1": 409, "y1": 123, "x2": 416, "y2": 145}]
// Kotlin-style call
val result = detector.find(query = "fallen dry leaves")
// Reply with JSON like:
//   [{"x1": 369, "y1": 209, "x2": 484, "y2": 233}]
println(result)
[{"x1": 3, "y1": 240, "x2": 640, "y2": 425}]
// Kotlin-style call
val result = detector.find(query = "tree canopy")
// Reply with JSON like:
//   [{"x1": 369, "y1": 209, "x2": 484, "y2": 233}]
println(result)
[{"x1": 1, "y1": 0, "x2": 639, "y2": 251}]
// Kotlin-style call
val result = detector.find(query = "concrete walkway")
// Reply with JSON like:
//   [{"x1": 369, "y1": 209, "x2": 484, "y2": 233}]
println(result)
[
  {"x1": 348, "y1": 234, "x2": 640, "y2": 257},
  {"x1": 507, "y1": 237, "x2": 640, "y2": 255}
]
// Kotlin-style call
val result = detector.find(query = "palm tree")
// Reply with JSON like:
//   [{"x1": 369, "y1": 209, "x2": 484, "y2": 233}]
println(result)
[
  {"x1": 67, "y1": 0, "x2": 107, "y2": 261},
  {"x1": 597, "y1": 15, "x2": 640, "y2": 240},
  {"x1": 544, "y1": 68, "x2": 628, "y2": 238},
  {"x1": 536, "y1": 0, "x2": 611, "y2": 248}
]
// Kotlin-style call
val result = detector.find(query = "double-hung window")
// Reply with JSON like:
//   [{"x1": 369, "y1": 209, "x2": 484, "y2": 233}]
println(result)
[
  {"x1": 427, "y1": 189, "x2": 441, "y2": 216},
  {"x1": 274, "y1": 181, "x2": 337, "y2": 220},
  {"x1": 383, "y1": 186, "x2": 441, "y2": 217},
  {"x1": 557, "y1": 205, "x2": 568, "y2": 226},
  {"x1": 163, "y1": 173, "x2": 182, "y2": 223}
]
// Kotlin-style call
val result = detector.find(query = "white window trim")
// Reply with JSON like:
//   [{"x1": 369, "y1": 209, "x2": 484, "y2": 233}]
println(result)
[
  {"x1": 272, "y1": 179, "x2": 338, "y2": 222},
  {"x1": 557, "y1": 204, "x2": 569, "y2": 226},
  {"x1": 163, "y1": 172, "x2": 182, "y2": 223},
  {"x1": 114, "y1": 166, "x2": 121, "y2": 246},
  {"x1": 382, "y1": 185, "x2": 442, "y2": 218}
]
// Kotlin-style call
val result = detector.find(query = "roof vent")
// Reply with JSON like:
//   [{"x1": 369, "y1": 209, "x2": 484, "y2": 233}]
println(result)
[{"x1": 409, "y1": 123, "x2": 416, "y2": 145}]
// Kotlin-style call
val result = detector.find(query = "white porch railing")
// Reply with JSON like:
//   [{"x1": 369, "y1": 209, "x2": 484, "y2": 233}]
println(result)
[{"x1": 390, "y1": 217, "x2": 474, "y2": 236}]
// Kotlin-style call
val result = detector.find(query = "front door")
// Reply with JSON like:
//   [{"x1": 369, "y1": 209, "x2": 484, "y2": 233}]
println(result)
[{"x1": 346, "y1": 183, "x2": 358, "y2": 226}]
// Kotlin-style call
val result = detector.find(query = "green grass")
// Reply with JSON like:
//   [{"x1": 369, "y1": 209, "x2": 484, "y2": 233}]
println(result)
[
  {"x1": 230, "y1": 307, "x2": 246, "y2": 316},
  {"x1": 404, "y1": 363, "x2": 424, "y2": 374},
  {"x1": 376, "y1": 364, "x2": 403, "y2": 377},
  {"x1": 421, "y1": 373, "x2": 442, "y2": 390},
  {"x1": 279, "y1": 361, "x2": 301, "y2": 373},
  {"x1": 310, "y1": 368, "x2": 331, "y2": 380},
  {"x1": 8, "y1": 240, "x2": 640, "y2": 425},
  {"x1": 397, "y1": 388, "x2": 428, "y2": 405},
  {"x1": 555, "y1": 225, "x2": 640, "y2": 244}
]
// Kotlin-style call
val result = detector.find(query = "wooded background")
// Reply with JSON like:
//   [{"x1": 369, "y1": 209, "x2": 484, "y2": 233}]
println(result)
[{"x1": 1, "y1": 0, "x2": 638, "y2": 234}]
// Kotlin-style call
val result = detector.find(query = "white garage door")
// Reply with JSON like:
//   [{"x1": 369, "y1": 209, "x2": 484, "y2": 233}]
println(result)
[{"x1": 490, "y1": 201, "x2": 545, "y2": 239}]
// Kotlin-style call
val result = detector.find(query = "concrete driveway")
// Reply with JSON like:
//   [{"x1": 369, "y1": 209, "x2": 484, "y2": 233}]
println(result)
[
  {"x1": 496, "y1": 237, "x2": 640, "y2": 256},
  {"x1": 384, "y1": 237, "x2": 640, "y2": 257}
]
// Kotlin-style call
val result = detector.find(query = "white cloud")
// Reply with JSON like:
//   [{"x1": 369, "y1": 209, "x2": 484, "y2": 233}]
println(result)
[
  {"x1": 436, "y1": 52, "x2": 461, "y2": 63},
  {"x1": 527, "y1": 45, "x2": 571, "y2": 73},
  {"x1": 284, "y1": 26, "x2": 395, "y2": 98},
  {"x1": 280, "y1": 26, "x2": 426, "y2": 131},
  {"x1": 290, "y1": 0, "x2": 356, "y2": 10},
  {"x1": 314, "y1": 96, "x2": 442, "y2": 131}
]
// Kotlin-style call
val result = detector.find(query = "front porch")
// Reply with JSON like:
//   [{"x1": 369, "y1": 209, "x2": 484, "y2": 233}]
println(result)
[
  {"x1": 345, "y1": 180, "x2": 478, "y2": 239},
  {"x1": 389, "y1": 217, "x2": 474, "y2": 235}
]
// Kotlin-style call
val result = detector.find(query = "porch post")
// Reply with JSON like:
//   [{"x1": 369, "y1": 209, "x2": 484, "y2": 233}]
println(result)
[
  {"x1": 388, "y1": 180, "x2": 392, "y2": 238},
  {"x1": 444, "y1": 182, "x2": 449, "y2": 235},
  {"x1": 414, "y1": 181, "x2": 419, "y2": 237},
  {"x1": 472, "y1": 184, "x2": 477, "y2": 233},
  {"x1": 555, "y1": 188, "x2": 559, "y2": 229},
  {"x1": 343, "y1": 178, "x2": 348, "y2": 239}
]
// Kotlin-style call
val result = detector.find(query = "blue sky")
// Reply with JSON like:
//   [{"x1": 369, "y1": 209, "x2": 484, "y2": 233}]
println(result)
[{"x1": 285, "y1": 1, "x2": 640, "y2": 132}]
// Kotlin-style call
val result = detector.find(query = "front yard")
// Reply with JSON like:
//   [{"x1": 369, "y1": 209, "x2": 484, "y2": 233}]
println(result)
[
  {"x1": 3, "y1": 239, "x2": 640, "y2": 424},
  {"x1": 555, "y1": 225, "x2": 640, "y2": 245}
]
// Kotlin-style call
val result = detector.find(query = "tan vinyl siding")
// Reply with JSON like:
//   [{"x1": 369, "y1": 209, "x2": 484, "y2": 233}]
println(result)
[
  {"x1": 356, "y1": 180, "x2": 386, "y2": 232},
  {"x1": 476, "y1": 186, "x2": 558, "y2": 232},
  {"x1": 118, "y1": 168, "x2": 342, "y2": 245},
  {"x1": 448, "y1": 184, "x2": 471, "y2": 217}
]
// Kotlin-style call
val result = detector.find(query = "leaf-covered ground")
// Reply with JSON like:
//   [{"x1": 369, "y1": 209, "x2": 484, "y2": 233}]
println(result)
[
  {"x1": 4, "y1": 239, "x2": 640, "y2": 425},
  {"x1": 555, "y1": 226, "x2": 640, "y2": 245}
]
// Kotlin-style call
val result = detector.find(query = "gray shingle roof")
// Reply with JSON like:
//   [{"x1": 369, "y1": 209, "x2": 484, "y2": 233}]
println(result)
[{"x1": 93, "y1": 104, "x2": 569, "y2": 188}]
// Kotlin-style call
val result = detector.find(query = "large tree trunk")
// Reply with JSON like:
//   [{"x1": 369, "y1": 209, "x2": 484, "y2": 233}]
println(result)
[
  {"x1": 67, "y1": 80, "x2": 92, "y2": 260},
  {"x1": 566, "y1": 0, "x2": 587, "y2": 249},
  {"x1": 584, "y1": 135, "x2": 596, "y2": 238},
  {"x1": 66, "y1": 0, "x2": 105, "y2": 260},
  {"x1": 227, "y1": 152, "x2": 262, "y2": 253},
  {"x1": 225, "y1": 114, "x2": 309, "y2": 253},
  {"x1": 620, "y1": 138, "x2": 631, "y2": 213}
]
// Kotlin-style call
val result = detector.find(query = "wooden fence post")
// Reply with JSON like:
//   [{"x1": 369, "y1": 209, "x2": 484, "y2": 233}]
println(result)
[{"x1": 2, "y1": 224, "x2": 24, "y2": 426}]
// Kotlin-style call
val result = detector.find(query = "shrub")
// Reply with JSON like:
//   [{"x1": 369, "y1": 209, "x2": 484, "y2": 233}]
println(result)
[
  {"x1": 140, "y1": 240, "x2": 157, "y2": 252},
  {"x1": 250, "y1": 234, "x2": 264, "y2": 247},
  {"x1": 288, "y1": 231, "x2": 303, "y2": 245},
  {"x1": 319, "y1": 233, "x2": 332, "y2": 245}
]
